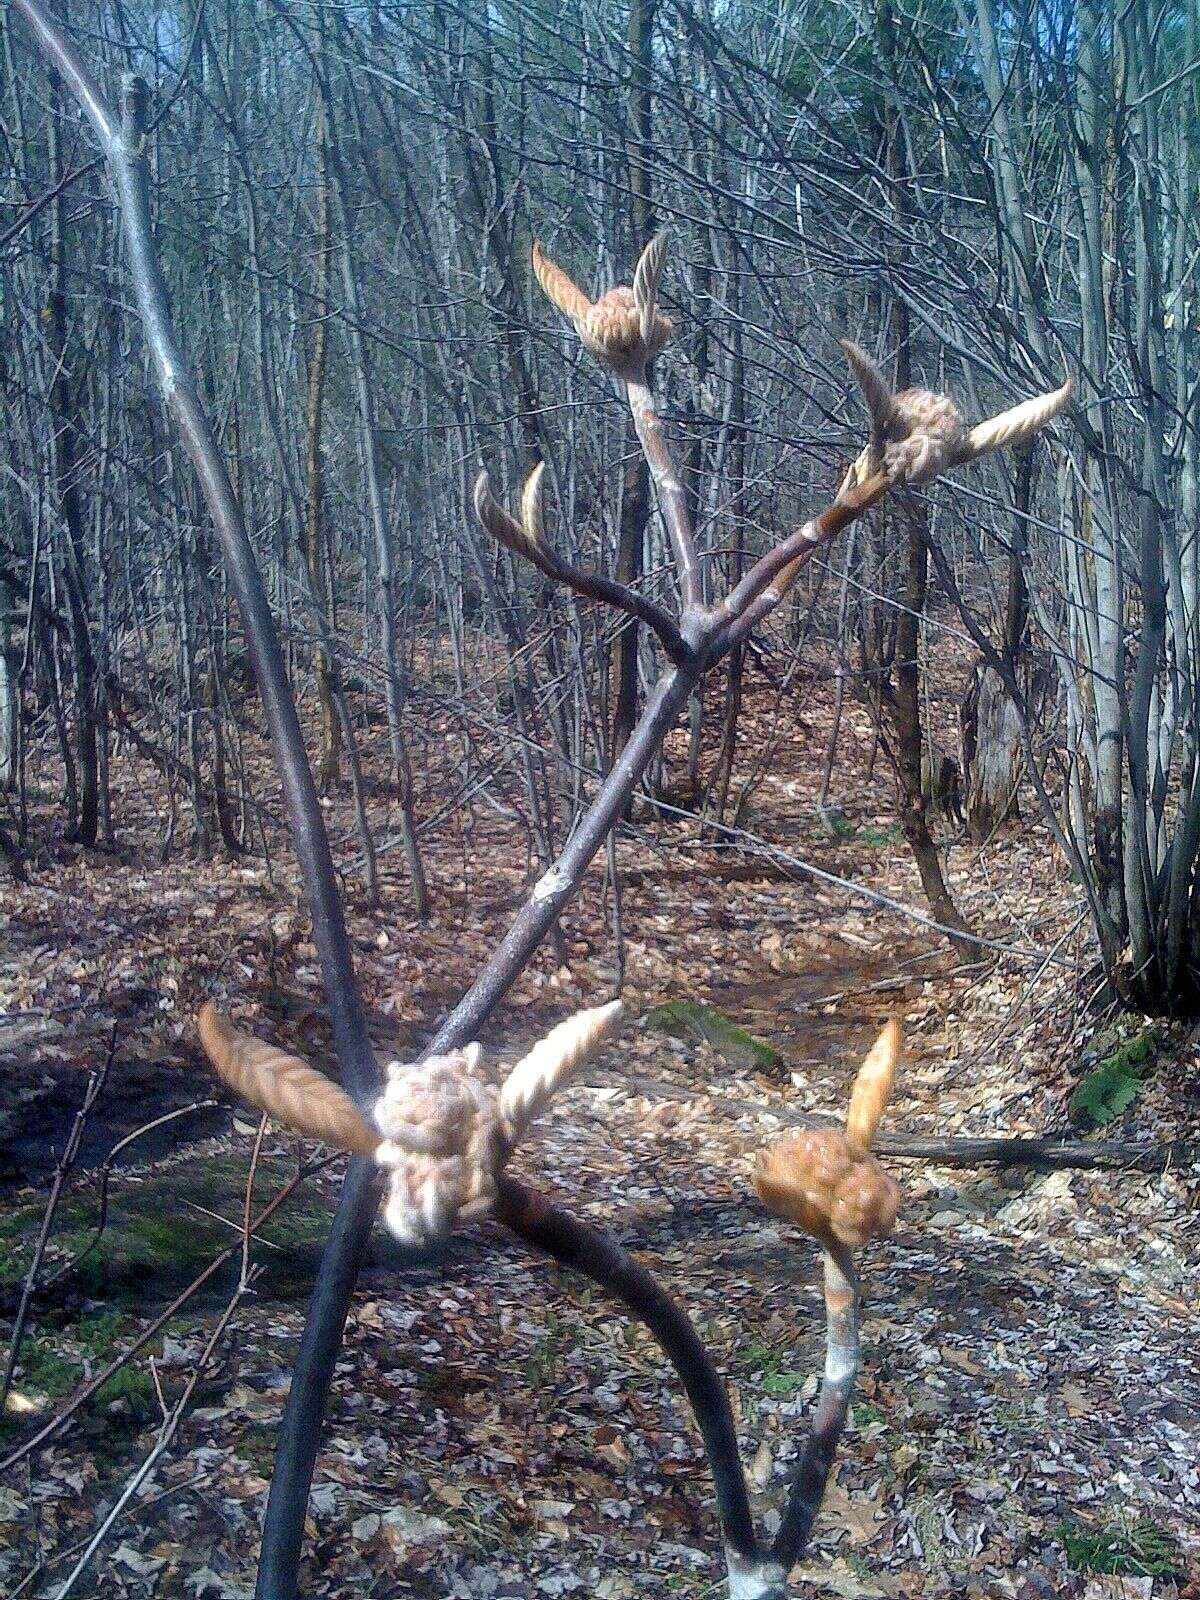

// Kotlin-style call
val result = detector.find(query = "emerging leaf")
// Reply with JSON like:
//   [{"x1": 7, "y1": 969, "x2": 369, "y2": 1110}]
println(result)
[
  {"x1": 197, "y1": 1003, "x2": 380, "y2": 1156},
  {"x1": 1068, "y1": 1058, "x2": 1142, "y2": 1128}
]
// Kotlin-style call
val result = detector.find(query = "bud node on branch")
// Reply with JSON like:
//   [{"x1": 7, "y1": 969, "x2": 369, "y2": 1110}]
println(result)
[
  {"x1": 838, "y1": 336, "x2": 1072, "y2": 490},
  {"x1": 198, "y1": 999, "x2": 625, "y2": 1248}
]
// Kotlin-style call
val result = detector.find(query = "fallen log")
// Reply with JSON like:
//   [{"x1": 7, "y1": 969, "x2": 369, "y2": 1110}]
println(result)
[
  {"x1": 623, "y1": 1073, "x2": 1197, "y2": 1176},
  {"x1": 874, "y1": 1133, "x2": 1197, "y2": 1174}
]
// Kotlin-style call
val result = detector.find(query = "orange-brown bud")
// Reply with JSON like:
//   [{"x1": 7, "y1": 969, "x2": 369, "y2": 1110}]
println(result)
[
  {"x1": 580, "y1": 286, "x2": 672, "y2": 373},
  {"x1": 531, "y1": 241, "x2": 593, "y2": 325},
  {"x1": 754, "y1": 1129, "x2": 900, "y2": 1249}
]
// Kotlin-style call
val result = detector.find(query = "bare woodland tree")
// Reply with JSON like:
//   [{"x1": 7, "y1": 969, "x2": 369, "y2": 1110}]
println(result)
[
  {"x1": 4, "y1": 8, "x2": 1080, "y2": 1597},
  {"x1": 2, "y1": 0, "x2": 1198, "y2": 1592}
]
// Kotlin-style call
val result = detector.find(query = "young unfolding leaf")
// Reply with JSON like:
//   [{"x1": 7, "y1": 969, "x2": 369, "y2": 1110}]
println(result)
[
  {"x1": 838, "y1": 337, "x2": 1072, "y2": 489},
  {"x1": 839, "y1": 337, "x2": 894, "y2": 459},
  {"x1": 197, "y1": 1002, "x2": 381, "y2": 1155},
  {"x1": 632, "y1": 229, "x2": 669, "y2": 344},
  {"x1": 958, "y1": 381, "x2": 1075, "y2": 462},
  {"x1": 474, "y1": 471, "x2": 542, "y2": 569},
  {"x1": 530, "y1": 239, "x2": 593, "y2": 326},
  {"x1": 846, "y1": 1017, "x2": 902, "y2": 1150},
  {"x1": 373, "y1": 1002, "x2": 624, "y2": 1245},
  {"x1": 754, "y1": 1021, "x2": 903, "y2": 1248},
  {"x1": 520, "y1": 461, "x2": 547, "y2": 547},
  {"x1": 499, "y1": 999, "x2": 624, "y2": 1145}
]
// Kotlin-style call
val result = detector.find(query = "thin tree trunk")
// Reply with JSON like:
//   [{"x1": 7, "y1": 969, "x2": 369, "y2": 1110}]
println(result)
[
  {"x1": 612, "y1": 0, "x2": 655, "y2": 770},
  {"x1": 335, "y1": 222, "x2": 429, "y2": 918},
  {"x1": 878, "y1": 0, "x2": 972, "y2": 951},
  {"x1": 47, "y1": 0, "x2": 98, "y2": 845},
  {"x1": 964, "y1": 447, "x2": 1036, "y2": 841},
  {"x1": 706, "y1": 241, "x2": 748, "y2": 828},
  {"x1": 305, "y1": 92, "x2": 340, "y2": 793},
  {"x1": 0, "y1": 576, "x2": 16, "y2": 793},
  {"x1": 324, "y1": 75, "x2": 430, "y2": 918}
]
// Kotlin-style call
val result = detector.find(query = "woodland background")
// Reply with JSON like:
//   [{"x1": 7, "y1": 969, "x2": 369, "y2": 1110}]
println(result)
[{"x1": 1, "y1": 0, "x2": 1199, "y2": 1596}]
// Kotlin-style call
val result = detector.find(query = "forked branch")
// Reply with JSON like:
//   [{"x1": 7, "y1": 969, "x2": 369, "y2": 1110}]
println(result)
[
  {"x1": 11, "y1": 10, "x2": 1080, "y2": 1590},
  {"x1": 473, "y1": 467, "x2": 687, "y2": 660}
]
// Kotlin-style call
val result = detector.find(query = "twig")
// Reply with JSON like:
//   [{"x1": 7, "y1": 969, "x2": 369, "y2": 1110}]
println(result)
[
  {"x1": 44, "y1": 1098, "x2": 222, "y2": 1286},
  {"x1": 0, "y1": 1032, "x2": 115, "y2": 1411},
  {"x1": 625, "y1": 376, "x2": 703, "y2": 610},
  {"x1": 874, "y1": 1133, "x2": 1200, "y2": 1173},
  {"x1": 8, "y1": 1471, "x2": 212, "y2": 1598}
]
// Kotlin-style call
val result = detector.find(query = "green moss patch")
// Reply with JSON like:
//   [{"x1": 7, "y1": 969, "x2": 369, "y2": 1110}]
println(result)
[
  {"x1": 646, "y1": 1000, "x2": 784, "y2": 1073},
  {"x1": 4, "y1": 1153, "x2": 337, "y2": 1308},
  {"x1": 1057, "y1": 1515, "x2": 1182, "y2": 1578}
]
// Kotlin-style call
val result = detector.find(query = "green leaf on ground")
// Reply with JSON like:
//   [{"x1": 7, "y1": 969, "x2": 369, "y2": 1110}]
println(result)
[
  {"x1": 646, "y1": 1000, "x2": 784, "y2": 1072},
  {"x1": 1069, "y1": 1027, "x2": 1157, "y2": 1127},
  {"x1": 1069, "y1": 1058, "x2": 1142, "y2": 1126}
]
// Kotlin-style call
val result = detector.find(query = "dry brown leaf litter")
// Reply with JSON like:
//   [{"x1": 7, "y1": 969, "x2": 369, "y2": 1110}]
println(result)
[{"x1": 2, "y1": 637, "x2": 1198, "y2": 1597}]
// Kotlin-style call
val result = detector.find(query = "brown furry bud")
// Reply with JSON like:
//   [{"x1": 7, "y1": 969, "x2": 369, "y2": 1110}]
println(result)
[
  {"x1": 754, "y1": 1129, "x2": 899, "y2": 1249},
  {"x1": 828, "y1": 1157, "x2": 900, "y2": 1245},
  {"x1": 885, "y1": 389, "x2": 968, "y2": 485},
  {"x1": 532, "y1": 240, "x2": 672, "y2": 377},
  {"x1": 580, "y1": 286, "x2": 672, "y2": 373}
]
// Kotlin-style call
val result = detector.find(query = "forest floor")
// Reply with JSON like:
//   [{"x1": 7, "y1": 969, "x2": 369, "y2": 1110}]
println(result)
[{"x1": 2, "y1": 635, "x2": 1199, "y2": 1599}]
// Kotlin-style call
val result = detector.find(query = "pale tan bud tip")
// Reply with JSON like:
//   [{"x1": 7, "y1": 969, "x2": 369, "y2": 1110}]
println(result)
[
  {"x1": 531, "y1": 240, "x2": 593, "y2": 325},
  {"x1": 633, "y1": 231, "x2": 669, "y2": 343},
  {"x1": 521, "y1": 462, "x2": 546, "y2": 546},
  {"x1": 958, "y1": 377, "x2": 1073, "y2": 462},
  {"x1": 197, "y1": 1000, "x2": 380, "y2": 1156},
  {"x1": 846, "y1": 1019, "x2": 902, "y2": 1150},
  {"x1": 473, "y1": 470, "x2": 524, "y2": 554},
  {"x1": 473, "y1": 470, "x2": 495, "y2": 524},
  {"x1": 499, "y1": 999, "x2": 625, "y2": 1140}
]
